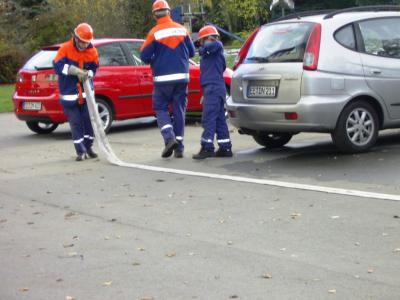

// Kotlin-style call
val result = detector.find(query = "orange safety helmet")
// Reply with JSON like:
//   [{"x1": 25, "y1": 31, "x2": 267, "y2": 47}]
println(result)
[
  {"x1": 152, "y1": 0, "x2": 170, "y2": 12},
  {"x1": 74, "y1": 23, "x2": 94, "y2": 43},
  {"x1": 198, "y1": 25, "x2": 220, "y2": 40}
]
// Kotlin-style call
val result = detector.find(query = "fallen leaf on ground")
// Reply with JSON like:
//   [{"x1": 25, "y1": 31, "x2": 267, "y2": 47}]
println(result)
[
  {"x1": 132, "y1": 262, "x2": 141, "y2": 266},
  {"x1": 0, "y1": 219, "x2": 7, "y2": 223},
  {"x1": 104, "y1": 236, "x2": 110, "y2": 240},
  {"x1": 367, "y1": 268, "x2": 374, "y2": 273},
  {"x1": 56, "y1": 278, "x2": 63, "y2": 282},
  {"x1": 393, "y1": 248, "x2": 400, "y2": 253},
  {"x1": 261, "y1": 273, "x2": 272, "y2": 279},
  {"x1": 64, "y1": 212, "x2": 77, "y2": 219},
  {"x1": 328, "y1": 289, "x2": 336, "y2": 294},
  {"x1": 109, "y1": 218, "x2": 117, "y2": 222},
  {"x1": 65, "y1": 296, "x2": 75, "y2": 300},
  {"x1": 27, "y1": 222, "x2": 34, "y2": 225},
  {"x1": 229, "y1": 295, "x2": 239, "y2": 299},
  {"x1": 165, "y1": 252, "x2": 176, "y2": 258},
  {"x1": 102, "y1": 281, "x2": 112, "y2": 286},
  {"x1": 138, "y1": 247, "x2": 145, "y2": 251},
  {"x1": 63, "y1": 243, "x2": 74, "y2": 248},
  {"x1": 227, "y1": 241, "x2": 233, "y2": 245},
  {"x1": 20, "y1": 287, "x2": 29, "y2": 292},
  {"x1": 331, "y1": 216, "x2": 340, "y2": 219},
  {"x1": 291, "y1": 212, "x2": 301, "y2": 219},
  {"x1": 67, "y1": 252, "x2": 78, "y2": 257},
  {"x1": 140, "y1": 297, "x2": 154, "y2": 300}
]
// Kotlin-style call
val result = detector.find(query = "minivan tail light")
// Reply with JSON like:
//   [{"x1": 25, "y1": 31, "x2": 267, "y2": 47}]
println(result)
[
  {"x1": 303, "y1": 23, "x2": 321, "y2": 71},
  {"x1": 233, "y1": 27, "x2": 260, "y2": 71}
]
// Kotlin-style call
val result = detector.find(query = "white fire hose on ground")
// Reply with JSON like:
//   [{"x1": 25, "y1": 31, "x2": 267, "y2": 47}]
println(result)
[{"x1": 82, "y1": 80, "x2": 400, "y2": 201}]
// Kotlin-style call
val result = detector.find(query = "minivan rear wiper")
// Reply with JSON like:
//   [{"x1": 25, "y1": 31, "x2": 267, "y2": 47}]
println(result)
[
  {"x1": 265, "y1": 46, "x2": 296, "y2": 60},
  {"x1": 247, "y1": 46, "x2": 297, "y2": 63},
  {"x1": 247, "y1": 56, "x2": 269, "y2": 62}
]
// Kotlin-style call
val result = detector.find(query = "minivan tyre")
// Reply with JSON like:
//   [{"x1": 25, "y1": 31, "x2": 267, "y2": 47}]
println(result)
[
  {"x1": 332, "y1": 101, "x2": 379, "y2": 153},
  {"x1": 26, "y1": 121, "x2": 58, "y2": 134},
  {"x1": 252, "y1": 132, "x2": 293, "y2": 148},
  {"x1": 96, "y1": 98, "x2": 113, "y2": 133}
]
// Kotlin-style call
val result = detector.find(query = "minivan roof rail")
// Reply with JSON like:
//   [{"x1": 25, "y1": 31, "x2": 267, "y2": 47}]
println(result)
[
  {"x1": 323, "y1": 5, "x2": 400, "y2": 19},
  {"x1": 272, "y1": 10, "x2": 334, "y2": 23}
]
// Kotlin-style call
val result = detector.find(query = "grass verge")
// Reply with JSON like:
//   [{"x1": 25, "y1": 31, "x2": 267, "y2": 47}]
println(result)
[{"x1": 0, "y1": 84, "x2": 14, "y2": 113}]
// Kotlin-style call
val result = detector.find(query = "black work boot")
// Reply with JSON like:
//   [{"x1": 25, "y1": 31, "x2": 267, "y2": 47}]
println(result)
[
  {"x1": 174, "y1": 149, "x2": 184, "y2": 158},
  {"x1": 192, "y1": 148, "x2": 215, "y2": 160},
  {"x1": 162, "y1": 139, "x2": 179, "y2": 158},
  {"x1": 76, "y1": 153, "x2": 87, "y2": 161},
  {"x1": 216, "y1": 148, "x2": 233, "y2": 158},
  {"x1": 87, "y1": 148, "x2": 98, "y2": 159}
]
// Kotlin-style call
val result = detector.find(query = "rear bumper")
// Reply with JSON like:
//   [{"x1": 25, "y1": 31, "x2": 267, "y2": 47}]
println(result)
[
  {"x1": 226, "y1": 94, "x2": 350, "y2": 133},
  {"x1": 12, "y1": 92, "x2": 67, "y2": 124}
]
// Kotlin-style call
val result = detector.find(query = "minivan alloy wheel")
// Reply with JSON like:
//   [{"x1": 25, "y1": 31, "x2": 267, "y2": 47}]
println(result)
[
  {"x1": 332, "y1": 101, "x2": 378, "y2": 153},
  {"x1": 346, "y1": 108, "x2": 374, "y2": 147}
]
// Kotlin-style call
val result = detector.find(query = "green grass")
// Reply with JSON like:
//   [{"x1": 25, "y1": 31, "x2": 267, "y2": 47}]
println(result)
[{"x1": 0, "y1": 84, "x2": 14, "y2": 113}]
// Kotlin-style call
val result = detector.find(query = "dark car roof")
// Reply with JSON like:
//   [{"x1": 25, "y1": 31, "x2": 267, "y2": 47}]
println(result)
[{"x1": 42, "y1": 38, "x2": 144, "y2": 50}]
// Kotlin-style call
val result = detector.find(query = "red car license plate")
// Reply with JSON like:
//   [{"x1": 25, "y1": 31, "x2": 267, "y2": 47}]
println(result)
[{"x1": 23, "y1": 102, "x2": 42, "y2": 111}]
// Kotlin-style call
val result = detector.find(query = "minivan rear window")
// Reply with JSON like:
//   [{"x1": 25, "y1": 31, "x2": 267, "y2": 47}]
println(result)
[
  {"x1": 23, "y1": 50, "x2": 57, "y2": 71},
  {"x1": 245, "y1": 22, "x2": 314, "y2": 64}
]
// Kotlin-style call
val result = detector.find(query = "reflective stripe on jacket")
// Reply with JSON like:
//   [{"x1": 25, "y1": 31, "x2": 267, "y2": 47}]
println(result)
[
  {"x1": 53, "y1": 39, "x2": 99, "y2": 107},
  {"x1": 140, "y1": 16, "x2": 195, "y2": 85}
]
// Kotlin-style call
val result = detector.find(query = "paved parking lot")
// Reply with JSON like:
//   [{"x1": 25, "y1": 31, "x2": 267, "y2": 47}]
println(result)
[{"x1": 1, "y1": 113, "x2": 400, "y2": 300}]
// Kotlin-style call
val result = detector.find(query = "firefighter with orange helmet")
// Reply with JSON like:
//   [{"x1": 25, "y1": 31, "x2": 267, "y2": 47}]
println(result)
[
  {"x1": 53, "y1": 23, "x2": 99, "y2": 161},
  {"x1": 193, "y1": 25, "x2": 232, "y2": 159},
  {"x1": 141, "y1": 0, "x2": 195, "y2": 158}
]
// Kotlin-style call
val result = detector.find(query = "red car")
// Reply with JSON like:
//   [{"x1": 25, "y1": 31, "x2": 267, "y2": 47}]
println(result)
[{"x1": 13, "y1": 38, "x2": 232, "y2": 133}]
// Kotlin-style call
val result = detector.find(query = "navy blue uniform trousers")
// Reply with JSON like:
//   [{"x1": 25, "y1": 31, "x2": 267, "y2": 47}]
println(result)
[
  {"x1": 63, "y1": 102, "x2": 94, "y2": 155},
  {"x1": 201, "y1": 84, "x2": 232, "y2": 151},
  {"x1": 153, "y1": 83, "x2": 188, "y2": 151}
]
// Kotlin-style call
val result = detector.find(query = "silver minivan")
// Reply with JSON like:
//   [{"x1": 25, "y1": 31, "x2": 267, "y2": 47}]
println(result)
[{"x1": 227, "y1": 6, "x2": 400, "y2": 153}]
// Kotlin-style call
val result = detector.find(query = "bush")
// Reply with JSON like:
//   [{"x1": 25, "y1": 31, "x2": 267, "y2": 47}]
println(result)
[{"x1": 0, "y1": 51, "x2": 25, "y2": 84}]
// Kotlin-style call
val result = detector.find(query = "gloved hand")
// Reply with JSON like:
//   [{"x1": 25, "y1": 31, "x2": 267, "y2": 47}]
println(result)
[{"x1": 68, "y1": 65, "x2": 91, "y2": 82}]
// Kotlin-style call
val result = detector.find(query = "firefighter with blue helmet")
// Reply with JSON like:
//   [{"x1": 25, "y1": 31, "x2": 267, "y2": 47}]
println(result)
[
  {"x1": 141, "y1": 0, "x2": 195, "y2": 158},
  {"x1": 193, "y1": 25, "x2": 232, "y2": 159},
  {"x1": 53, "y1": 23, "x2": 99, "y2": 161}
]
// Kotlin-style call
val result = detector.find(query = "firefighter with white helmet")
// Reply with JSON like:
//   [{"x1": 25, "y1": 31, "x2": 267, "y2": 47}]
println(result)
[
  {"x1": 193, "y1": 25, "x2": 232, "y2": 159},
  {"x1": 141, "y1": 0, "x2": 195, "y2": 158},
  {"x1": 53, "y1": 23, "x2": 99, "y2": 161}
]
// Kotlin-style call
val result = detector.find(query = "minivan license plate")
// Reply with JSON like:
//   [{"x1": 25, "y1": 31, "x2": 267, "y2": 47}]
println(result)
[
  {"x1": 248, "y1": 86, "x2": 276, "y2": 98},
  {"x1": 23, "y1": 102, "x2": 42, "y2": 111}
]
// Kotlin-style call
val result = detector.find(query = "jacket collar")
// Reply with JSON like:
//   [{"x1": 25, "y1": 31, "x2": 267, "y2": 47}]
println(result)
[{"x1": 157, "y1": 15, "x2": 172, "y2": 25}]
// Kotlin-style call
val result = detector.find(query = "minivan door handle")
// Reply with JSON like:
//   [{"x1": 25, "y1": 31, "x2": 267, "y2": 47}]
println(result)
[{"x1": 371, "y1": 69, "x2": 382, "y2": 75}]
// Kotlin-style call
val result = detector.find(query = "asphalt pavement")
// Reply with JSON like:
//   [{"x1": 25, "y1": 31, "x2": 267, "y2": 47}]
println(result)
[{"x1": 1, "y1": 113, "x2": 400, "y2": 300}]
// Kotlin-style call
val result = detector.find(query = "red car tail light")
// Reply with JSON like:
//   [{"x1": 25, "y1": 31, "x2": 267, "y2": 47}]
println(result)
[
  {"x1": 233, "y1": 27, "x2": 260, "y2": 71},
  {"x1": 16, "y1": 72, "x2": 24, "y2": 83},
  {"x1": 303, "y1": 23, "x2": 321, "y2": 71},
  {"x1": 45, "y1": 74, "x2": 58, "y2": 82}
]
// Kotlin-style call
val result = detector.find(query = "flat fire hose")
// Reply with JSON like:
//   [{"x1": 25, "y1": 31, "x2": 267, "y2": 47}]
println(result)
[
  {"x1": 84, "y1": 80, "x2": 124, "y2": 166},
  {"x1": 82, "y1": 80, "x2": 400, "y2": 201}
]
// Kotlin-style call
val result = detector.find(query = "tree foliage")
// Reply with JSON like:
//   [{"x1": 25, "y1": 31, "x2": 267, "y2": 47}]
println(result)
[{"x1": 1, "y1": 0, "x2": 399, "y2": 83}]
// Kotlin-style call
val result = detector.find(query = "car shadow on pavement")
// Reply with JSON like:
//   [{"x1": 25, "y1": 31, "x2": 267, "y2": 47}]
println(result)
[{"x1": 222, "y1": 130, "x2": 400, "y2": 185}]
